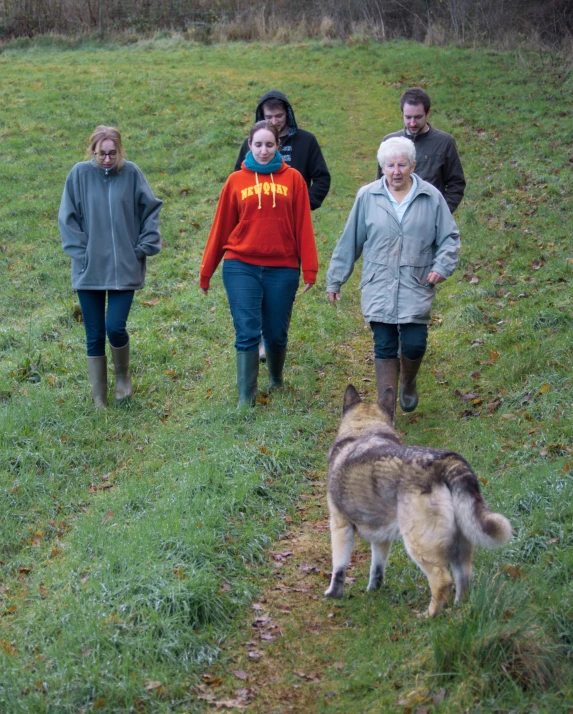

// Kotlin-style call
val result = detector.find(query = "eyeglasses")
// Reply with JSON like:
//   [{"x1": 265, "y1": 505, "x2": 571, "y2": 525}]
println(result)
[{"x1": 95, "y1": 151, "x2": 118, "y2": 159}]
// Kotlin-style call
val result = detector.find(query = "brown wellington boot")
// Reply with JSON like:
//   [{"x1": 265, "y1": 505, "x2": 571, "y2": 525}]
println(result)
[
  {"x1": 87, "y1": 355, "x2": 108, "y2": 409},
  {"x1": 374, "y1": 358, "x2": 399, "y2": 423},
  {"x1": 400, "y1": 355, "x2": 424, "y2": 412},
  {"x1": 110, "y1": 342, "x2": 133, "y2": 402}
]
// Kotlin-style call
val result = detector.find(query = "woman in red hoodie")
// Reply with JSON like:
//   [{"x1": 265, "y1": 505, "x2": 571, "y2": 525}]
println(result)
[{"x1": 200, "y1": 121, "x2": 318, "y2": 406}]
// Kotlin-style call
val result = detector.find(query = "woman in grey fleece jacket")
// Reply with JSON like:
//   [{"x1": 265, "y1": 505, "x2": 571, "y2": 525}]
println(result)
[{"x1": 59, "y1": 125, "x2": 162, "y2": 408}]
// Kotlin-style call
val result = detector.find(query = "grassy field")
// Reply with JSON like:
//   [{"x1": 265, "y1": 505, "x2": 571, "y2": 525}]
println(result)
[{"x1": 1, "y1": 36, "x2": 572, "y2": 713}]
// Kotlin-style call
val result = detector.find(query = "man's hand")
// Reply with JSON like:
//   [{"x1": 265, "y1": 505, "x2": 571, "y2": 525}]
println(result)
[{"x1": 327, "y1": 291, "x2": 340, "y2": 306}]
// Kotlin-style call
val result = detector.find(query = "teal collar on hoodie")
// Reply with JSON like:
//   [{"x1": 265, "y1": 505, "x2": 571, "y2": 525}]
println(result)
[{"x1": 243, "y1": 150, "x2": 284, "y2": 174}]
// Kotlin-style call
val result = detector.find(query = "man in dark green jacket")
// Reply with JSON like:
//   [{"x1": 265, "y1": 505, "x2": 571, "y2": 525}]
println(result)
[{"x1": 376, "y1": 87, "x2": 466, "y2": 213}]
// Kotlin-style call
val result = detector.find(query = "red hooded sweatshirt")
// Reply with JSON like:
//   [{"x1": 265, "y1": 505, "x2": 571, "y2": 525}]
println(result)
[{"x1": 200, "y1": 160, "x2": 318, "y2": 290}]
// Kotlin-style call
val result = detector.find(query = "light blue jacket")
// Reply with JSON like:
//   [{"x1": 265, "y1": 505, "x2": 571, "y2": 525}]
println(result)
[
  {"x1": 59, "y1": 160, "x2": 162, "y2": 290},
  {"x1": 326, "y1": 176, "x2": 460, "y2": 324}
]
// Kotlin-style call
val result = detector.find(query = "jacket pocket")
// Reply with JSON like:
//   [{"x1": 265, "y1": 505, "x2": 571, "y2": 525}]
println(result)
[
  {"x1": 359, "y1": 270, "x2": 376, "y2": 290},
  {"x1": 411, "y1": 265, "x2": 434, "y2": 286},
  {"x1": 398, "y1": 267, "x2": 435, "y2": 321},
  {"x1": 360, "y1": 268, "x2": 393, "y2": 320},
  {"x1": 72, "y1": 254, "x2": 87, "y2": 276}
]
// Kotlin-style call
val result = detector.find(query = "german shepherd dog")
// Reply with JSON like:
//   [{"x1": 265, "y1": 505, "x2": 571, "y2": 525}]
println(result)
[{"x1": 325, "y1": 385, "x2": 512, "y2": 616}]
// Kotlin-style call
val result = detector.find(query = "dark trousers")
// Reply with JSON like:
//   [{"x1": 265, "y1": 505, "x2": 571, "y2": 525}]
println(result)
[
  {"x1": 222, "y1": 260, "x2": 299, "y2": 353},
  {"x1": 77, "y1": 290, "x2": 135, "y2": 357},
  {"x1": 370, "y1": 322, "x2": 428, "y2": 360}
]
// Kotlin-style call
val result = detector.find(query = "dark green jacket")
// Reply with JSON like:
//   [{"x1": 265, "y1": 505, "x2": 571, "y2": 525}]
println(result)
[
  {"x1": 376, "y1": 125, "x2": 466, "y2": 213},
  {"x1": 59, "y1": 160, "x2": 162, "y2": 290}
]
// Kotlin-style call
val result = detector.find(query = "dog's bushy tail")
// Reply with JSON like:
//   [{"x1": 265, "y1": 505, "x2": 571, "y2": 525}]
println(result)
[{"x1": 442, "y1": 454, "x2": 512, "y2": 548}]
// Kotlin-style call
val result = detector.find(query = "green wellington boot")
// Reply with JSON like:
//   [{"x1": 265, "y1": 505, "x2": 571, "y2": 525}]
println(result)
[
  {"x1": 87, "y1": 355, "x2": 108, "y2": 409},
  {"x1": 237, "y1": 351, "x2": 259, "y2": 407},
  {"x1": 266, "y1": 350, "x2": 286, "y2": 391},
  {"x1": 110, "y1": 342, "x2": 133, "y2": 402}
]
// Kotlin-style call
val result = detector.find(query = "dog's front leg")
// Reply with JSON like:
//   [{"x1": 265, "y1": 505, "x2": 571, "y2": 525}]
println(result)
[
  {"x1": 367, "y1": 540, "x2": 392, "y2": 591},
  {"x1": 325, "y1": 513, "x2": 354, "y2": 598}
]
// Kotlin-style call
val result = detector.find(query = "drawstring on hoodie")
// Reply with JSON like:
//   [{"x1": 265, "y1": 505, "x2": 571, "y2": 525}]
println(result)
[{"x1": 255, "y1": 172, "x2": 277, "y2": 210}]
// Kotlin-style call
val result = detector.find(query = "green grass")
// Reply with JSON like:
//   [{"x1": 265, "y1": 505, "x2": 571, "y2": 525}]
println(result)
[{"x1": 1, "y1": 37, "x2": 572, "y2": 712}]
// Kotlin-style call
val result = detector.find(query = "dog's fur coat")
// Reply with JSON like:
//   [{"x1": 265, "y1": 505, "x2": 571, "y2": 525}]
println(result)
[{"x1": 325, "y1": 385, "x2": 512, "y2": 616}]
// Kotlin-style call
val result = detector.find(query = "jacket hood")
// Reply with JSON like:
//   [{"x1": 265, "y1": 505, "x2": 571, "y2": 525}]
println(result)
[{"x1": 255, "y1": 90, "x2": 298, "y2": 137}]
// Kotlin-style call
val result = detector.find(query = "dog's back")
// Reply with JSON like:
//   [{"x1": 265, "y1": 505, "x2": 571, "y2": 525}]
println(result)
[{"x1": 325, "y1": 385, "x2": 512, "y2": 616}]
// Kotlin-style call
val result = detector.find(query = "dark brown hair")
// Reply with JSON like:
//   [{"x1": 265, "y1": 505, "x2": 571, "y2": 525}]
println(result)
[
  {"x1": 262, "y1": 98, "x2": 287, "y2": 113},
  {"x1": 400, "y1": 88, "x2": 431, "y2": 113}
]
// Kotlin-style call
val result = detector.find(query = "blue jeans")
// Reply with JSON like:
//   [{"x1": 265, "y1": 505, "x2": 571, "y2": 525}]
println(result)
[
  {"x1": 222, "y1": 260, "x2": 299, "y2": 353},
  {"x1": 77, "y1": 290, "x2": 135, "y2": 357},
  {"x1": 370, "y1": 322, "x2": 428, "y2": 360}
]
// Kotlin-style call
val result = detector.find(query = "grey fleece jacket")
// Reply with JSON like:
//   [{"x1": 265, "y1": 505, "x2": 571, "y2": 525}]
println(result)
[{"x1": 59, "y1": 159, "x2": 162, "y2": 290}]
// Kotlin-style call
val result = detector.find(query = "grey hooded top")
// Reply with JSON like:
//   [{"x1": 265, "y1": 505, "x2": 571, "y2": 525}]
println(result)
[
  {"x1": 59, "y1": 159, "x2": 162, "y2": 290},
  {"x1": 326, "y1": 177, "x2": 460, "y2": 324}
]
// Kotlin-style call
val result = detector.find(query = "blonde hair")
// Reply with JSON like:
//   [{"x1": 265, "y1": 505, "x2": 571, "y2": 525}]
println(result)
[{"x1": 86, "y1": 125, "x2": 125, "y2": 170}]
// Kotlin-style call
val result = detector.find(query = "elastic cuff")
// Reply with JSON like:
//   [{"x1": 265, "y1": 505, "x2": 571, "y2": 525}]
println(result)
[{"x1": 199, "y1": 276, "x2": 210, "y2": 290}]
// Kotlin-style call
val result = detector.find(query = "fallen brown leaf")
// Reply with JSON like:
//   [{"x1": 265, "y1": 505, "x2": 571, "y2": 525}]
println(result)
[
  {"x1": 201, "y1": 673, "x2": 223, "y2": 687},
  {"x1": 101, "y1": 510, "x2": 114, "y2": 525}
]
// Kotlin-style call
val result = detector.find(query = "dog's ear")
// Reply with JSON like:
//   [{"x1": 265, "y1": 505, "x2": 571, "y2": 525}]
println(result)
[
  {"x1": 378, "y1": 387, "x2": 395, "y2": 424},
  {"x1": 342, "y1": 384, "x2": 362, "y2": 414}
]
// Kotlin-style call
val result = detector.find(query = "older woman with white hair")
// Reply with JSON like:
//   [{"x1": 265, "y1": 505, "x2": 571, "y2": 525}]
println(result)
[{"x1": 326, "y1": 136, "x2": 460, "y2": 420}]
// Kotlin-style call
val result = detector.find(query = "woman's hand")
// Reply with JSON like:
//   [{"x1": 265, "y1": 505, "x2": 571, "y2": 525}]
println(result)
[
  {"x1": 301, "y1": 283, "x2": 314, "y2": 294},
  {"x1": 427, "y1": 271, "x2": 445, "y2": 285},
  {"x1": 200, "y1": 287, "x2": 208, "y2": 296},
  {"x1": 327, "y1": 291, "x2": 340, "y2": 306}
]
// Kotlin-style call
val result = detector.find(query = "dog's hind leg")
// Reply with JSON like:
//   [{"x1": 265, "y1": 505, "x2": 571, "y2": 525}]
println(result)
[
  {"x1": 367, "y1": 541, "x2": 392, "y2": 591},
  {"x1": 449, "y1": 534, "x2": 473, "y2": 604},
  {"x1": 399, "y1": 489, "x2": 454, "y2": 617},
  {"x1": 406, "y1": 546, "x2": 453, "y2": 617},
  {"x1": 325, "y1": 503, "x2": 354, "y2": 598}
]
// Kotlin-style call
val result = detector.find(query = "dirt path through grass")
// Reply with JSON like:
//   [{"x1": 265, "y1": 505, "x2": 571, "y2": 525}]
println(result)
[{"x1": 1, "y1": 38, "x2": 572, "y2": 713}]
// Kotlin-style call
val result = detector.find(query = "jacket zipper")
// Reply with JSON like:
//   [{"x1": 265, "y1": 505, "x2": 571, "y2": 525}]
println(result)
[{"x1": 106, "y1": 171, "x2": 119, "y2": 290}]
